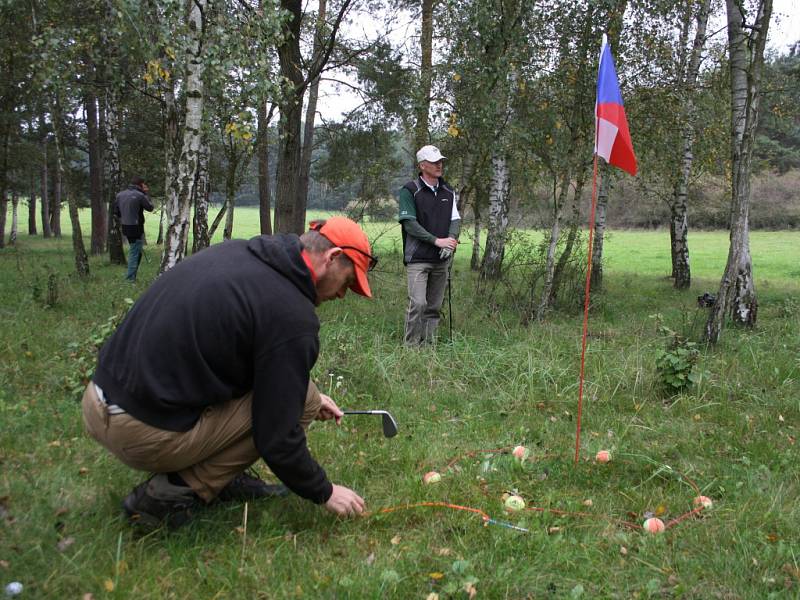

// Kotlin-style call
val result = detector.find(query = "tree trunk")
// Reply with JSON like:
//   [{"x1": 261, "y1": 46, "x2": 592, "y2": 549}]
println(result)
[
  {"x1": 257, "y1": 100, "x2": 273, "y2": 235},
  {"x1": 0, "y1": 124, "x2": 7, "y2": 249},
  {"x1": 160, "y1": 0, "x2": 207, "y2": 273},
  {"x1": 192, "y1": 138, "x2": 211, "y2": 252},
  {"x1": 28, "y1": 172, "x2": 37, "y2": 235},
  {"x1": 9, "y1": 192, "x2": 18, "y2": 245},
  {"x1": 298, "y1": 0, "x2": 327, "y2": 214},
  {"x1": 208, "y1": 199, "x2": 227, "y2": 239},
  {"x1": 103, "y1": 85, "x2": 126, "y2": 264},
  {"x1": 86, "y1": 90, "x2": 106, "y2": 254},
  {"x1": 0, "y1": 194, "x2": 5, "y2": 249},
  {"x1": 537, "y1": 170, "x2": 571, "y2": 320},
  {"x1": 51, "y1": 157, "x2": 62, "y2": 237},
  {"x1": 671, "y1": 0, "x2": 710, "y2": 289},
  {"x1": 590, "y1": 163, "x2": 609, "y2": 290},
  {"x1": 52, "y1": 95, "x2": 89, "y2": 277},
  {"x1": 470, "y1": 194, "x2": 481, "y2": 271},
  {"x1": 274, "y1": 0, "x2": 305, "y2": 234},
  {"x1": 551, "y1": 166, "x2": 587, "y2": 296},
  {"x1": 414, "y1": 0, "x2": 434, "y2": 153},
  {"x1": 705, "y1": 0, "x2": 771, "y2": 343},
  {"x1": 40, "y1": 120, "x2": 52, "y2": 238},
  {"x1": 479, "y1": 153, "x2": 510, "y2": 280},
  {"x1": 223, "y1": 150, "x2": 237, "y2": 240}
]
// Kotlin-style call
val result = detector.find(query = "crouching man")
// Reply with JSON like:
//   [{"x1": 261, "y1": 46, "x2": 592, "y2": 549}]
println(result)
[{"x1": 82, "y1": 217, "x2": 377, "y2": 528}]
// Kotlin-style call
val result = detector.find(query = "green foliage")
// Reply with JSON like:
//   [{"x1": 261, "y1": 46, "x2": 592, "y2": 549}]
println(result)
[
  {"x1": 63, "y1": 298, "x2": 134, "y2": 400},
  {"x1": 652, "y1": 316, "x2": 704, "y2": 393}
]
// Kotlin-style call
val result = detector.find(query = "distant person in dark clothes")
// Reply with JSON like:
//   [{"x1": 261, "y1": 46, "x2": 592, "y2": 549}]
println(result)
[
  {"x1": 114, "y1": 176, "x2": 153, "y2": 282},
  {"x1": 398, "y1": 145, "x2": 461, "y2": 346},
  {"x1": 82, "y1": 217, "x2": 377, "y2": 528}
]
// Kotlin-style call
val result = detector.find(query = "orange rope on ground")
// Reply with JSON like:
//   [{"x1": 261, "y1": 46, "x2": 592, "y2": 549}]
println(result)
[
  {"x1": 368, "y1": 500, "x2": 709, "y2": 534},
  {"x1": 371, "y1": 501, "x2": 490, "y2": 523},
  {"x1": 665, "y1": 506, "x2": 705, "y2": 528}
]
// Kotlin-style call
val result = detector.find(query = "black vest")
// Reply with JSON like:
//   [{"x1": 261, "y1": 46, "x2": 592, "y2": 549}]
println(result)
[{"x1": 401, "y1": 177, "x2": 455, "y2": 264}]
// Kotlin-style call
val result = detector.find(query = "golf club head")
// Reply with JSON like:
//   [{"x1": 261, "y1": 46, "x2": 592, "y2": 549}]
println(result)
[
  {"x1": 342, "y1": 410, "x2": 398, "y2": 438},
  {"x1": 379, "y1": 411, "x2": 399, "y2": 438}
]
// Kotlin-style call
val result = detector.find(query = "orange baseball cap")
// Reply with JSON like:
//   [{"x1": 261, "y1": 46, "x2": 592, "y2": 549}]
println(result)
[{"x1": 309, "y1": 217, "x2": 375, "y2": 298}]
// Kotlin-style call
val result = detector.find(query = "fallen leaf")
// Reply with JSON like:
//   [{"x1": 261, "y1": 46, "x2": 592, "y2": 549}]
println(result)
[
  {"x1": 235, "y1": 526, "x2": 245, "y2": 534},
  {"x1": 103, "y1": 579, "x2": 114, "y2": 592},
  {"x1": 583, "y1": 499, "x2": 593, "y2": 507},
  {"x1": 693, "y1": 414, "x2": 701, "y2": 422},
  {"x1": 49, "y1": 440, "x2": 62, "y2": 447},
  {"x1": 83, "y1": 594, "x2": 94, "y2": 600},
  {"x1": 620, "y1": 546, "x2": 628, "y2": 556},
  {"x1": 778, "y1": 415, "x2": 785, "y2": 423},
  {"x1": 426, "y1": 594, "x2": 440, "y2": 600},
  {"x1": 390, "y1": 535, "x2": 401, "y2": 545},
  {"x1": 548, "y1": 526, "x2": 562, "y2": 534},
  {"x1": 55, "y1": 507, "x2": 69, "y2": 517},
  {"x1": 78, "y1": 467, "x2": 89, "y2": 475},
  {"x1": 56, "y1": 536, "x2": 76, "y2": 552},
  {"x1": 668, "y1": 574, "x2": 679, "y2": 586},
  {"x1": 436, "y1": 547, "x2": 452, "y2": 556},
  {"x1": 0, "y1": 559, "x2": 9, "y2": 569},
  {"x1": 365, "y1": 553, "x2": 375, "y2": 565},
  {"x1": 429, "y1": 572, "x2": 444, "y2": 580},
  {"x1": 767, "y1": 533, "x2": 780, "y2": 543},
  {"x1": 655, "y1": 504, "x2": 667, "y2": 517}
]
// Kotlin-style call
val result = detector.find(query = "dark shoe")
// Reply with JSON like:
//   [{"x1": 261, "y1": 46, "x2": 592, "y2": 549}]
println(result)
[
  {"x1": 122, "y1": 474, "x2": 199, "y2": 529},
  {"x1": 216, "y1": 471, "x2": 289, "y2": 502}
]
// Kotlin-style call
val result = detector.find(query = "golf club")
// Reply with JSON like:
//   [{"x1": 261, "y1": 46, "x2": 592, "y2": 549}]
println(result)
[{"x1": 343, "y1": 410, "x2": 399, "y2": 438}]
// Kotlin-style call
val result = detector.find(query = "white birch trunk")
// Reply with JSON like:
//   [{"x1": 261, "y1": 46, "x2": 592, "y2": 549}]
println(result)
[
  {"x1": 590, "y1": 164, "x2": 609, "y2": 289},
  {"x1": 193, "y1": 138, "x2": 211, "y2": 252},
  {"x1": 479, "y1": 153, "x2": 509, "y2": 280},
  {"x1": 160, "y1": 0, "x2": 207, "y2": 273},
  {"x1": 671, "y1": 0, "x2": 710, "y2": 289},
  {"x1": 705, "y1": 0, "x2": 771, "y2": 342}
]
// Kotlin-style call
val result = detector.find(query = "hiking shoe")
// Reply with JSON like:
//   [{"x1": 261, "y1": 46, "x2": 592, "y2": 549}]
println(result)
[
  {"x1": 122, "y1": 474, "x2": 199, "y2": 529},
  {"x1": 216, "y1": 471, "x2": 289, "y2": 502}
]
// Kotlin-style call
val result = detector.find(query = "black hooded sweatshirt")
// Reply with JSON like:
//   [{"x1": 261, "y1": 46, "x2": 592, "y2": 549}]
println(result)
[{"x1": 93, "y1": 234, "x2": 333, "y2": 504}]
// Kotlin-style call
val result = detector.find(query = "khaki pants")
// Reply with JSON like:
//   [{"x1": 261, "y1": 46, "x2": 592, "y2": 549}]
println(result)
[
  {"x1": 404, "y1": 261, "x2": 449, "y2": 346},
  {"x1": 82, "y1": 381, "x2": 322, "y2": 503}
]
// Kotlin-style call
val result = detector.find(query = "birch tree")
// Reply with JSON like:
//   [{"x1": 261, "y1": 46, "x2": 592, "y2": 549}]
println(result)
[
  {"x1": 705, "y1": 0, "x2": 772, "y2": 343},
  {"x1": 669, "y1": 0, "x2": 711, "y2": 289},
  {"x1": 160, "y1": 0, "x2": 208, "y2": 273}
]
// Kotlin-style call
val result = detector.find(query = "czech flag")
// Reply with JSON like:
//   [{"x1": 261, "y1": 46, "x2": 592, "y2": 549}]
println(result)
[{"x1": 595, "y1": 34, "x2": 637, "y2": 176}]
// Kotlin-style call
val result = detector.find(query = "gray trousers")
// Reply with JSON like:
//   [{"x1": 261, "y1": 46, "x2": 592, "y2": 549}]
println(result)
[{"x1": 404, "y1": 261, "x2": 449, "y2": 346}]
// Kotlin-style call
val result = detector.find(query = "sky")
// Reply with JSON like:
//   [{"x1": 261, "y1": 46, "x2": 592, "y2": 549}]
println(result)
[{"x1": 315, "y1": 0, "x2": 800, "y2": 122}]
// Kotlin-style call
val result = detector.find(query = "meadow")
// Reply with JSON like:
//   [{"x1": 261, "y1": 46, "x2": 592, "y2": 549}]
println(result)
[{"x1": 1, "y1": 206, "x2": 798, "y2": 599}]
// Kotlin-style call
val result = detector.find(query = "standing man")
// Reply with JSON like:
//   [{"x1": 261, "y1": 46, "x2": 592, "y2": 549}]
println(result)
[
  {"x1": 114, "y1": 176, "x2": 154, "y2": 282},
  {"x1": 82, "y1": 217, "x2": 376, "y2": 528},
  {"x1": 398, "y1": 145, "x2": 461, "y2": 346}
]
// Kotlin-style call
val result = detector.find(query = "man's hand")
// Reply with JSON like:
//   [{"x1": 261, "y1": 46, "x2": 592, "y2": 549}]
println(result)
[
  {"x1": 324, "y1": 484, "x2": 366, "y2": 517},
  {"x1": 434, "y1": 237, "x2": 458, "y2": 251},
  {"x1": 316, "y1": 393, "x2": 343, "y2": 425}
]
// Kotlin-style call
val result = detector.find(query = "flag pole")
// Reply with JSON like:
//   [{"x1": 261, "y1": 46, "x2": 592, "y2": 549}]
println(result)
[{"x1": 575, "y1": 151, "x2": 600, "y2": 465}]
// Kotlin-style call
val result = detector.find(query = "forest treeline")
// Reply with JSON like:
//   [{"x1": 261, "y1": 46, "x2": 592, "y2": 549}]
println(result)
[{"x1": 0, "y1": 0, "x2": 795, "y2": 341}]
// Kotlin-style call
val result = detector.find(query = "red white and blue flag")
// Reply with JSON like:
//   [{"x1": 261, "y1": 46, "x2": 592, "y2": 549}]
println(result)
[{"x1": 595, "y1": 34, "x2": 637, "y2": 176}]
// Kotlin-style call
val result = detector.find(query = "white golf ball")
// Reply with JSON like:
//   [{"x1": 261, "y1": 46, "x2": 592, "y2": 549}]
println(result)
[{"x1": 5, "y1": 582, "x2": 23, "y2": 597}]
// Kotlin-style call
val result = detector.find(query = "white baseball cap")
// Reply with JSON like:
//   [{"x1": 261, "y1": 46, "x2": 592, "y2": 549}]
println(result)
[{"x1": 416, "y1": 145, "x2": 447, "y2": 163}]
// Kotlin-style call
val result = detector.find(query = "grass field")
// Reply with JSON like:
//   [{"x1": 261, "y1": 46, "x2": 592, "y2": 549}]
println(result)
[{"x1": 1, "y1": 206, "x2": 799, "y2": 598}]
